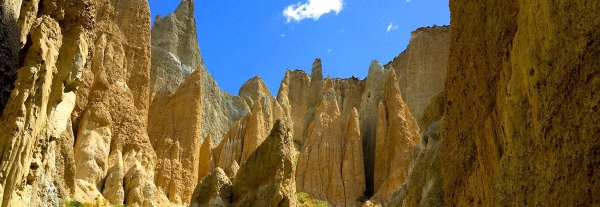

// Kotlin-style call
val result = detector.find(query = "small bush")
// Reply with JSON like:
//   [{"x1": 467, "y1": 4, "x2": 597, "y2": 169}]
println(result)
[
  {"x1": 297, "y1": 192, "x2": 330, "y2": 207},
  {"x1": 66, "y1": 200, "x2": 84, "y2": 207}
]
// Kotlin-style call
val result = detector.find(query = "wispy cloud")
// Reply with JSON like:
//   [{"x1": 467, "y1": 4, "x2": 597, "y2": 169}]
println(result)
[
  {"x1": 327, "y1": 49, "x2": 332, "y2": 53},
  {"x1": 386, "y1": 22, "x2": 398, "y2": 33},
  {"x1": 281, "y1": 34, "x2": 285, "y2": 38},
  {"x1": 283, "y1": 0, "x2": 344, "y2": 23}
]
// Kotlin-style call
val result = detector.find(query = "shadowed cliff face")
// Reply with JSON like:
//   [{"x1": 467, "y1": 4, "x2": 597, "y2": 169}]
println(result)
[
  {"x1": 443, "y1": 0, "x2": 600, "y2": 206},
  {"x1": 0, "y1": 8, "x2": 19, "y2": 113}
]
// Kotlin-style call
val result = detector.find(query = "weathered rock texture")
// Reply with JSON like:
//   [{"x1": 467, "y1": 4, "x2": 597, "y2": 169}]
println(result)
[
  {"x1": 150, "y1": 0, "x2": 200, "y2": 99},
  {"x1": 386, "y1": 26, "x2": 450, "y2": 125},
  {"x1": 371, "y1": 70, "x2": 420, "y2": 204},
  {"x1": 198, "y1": 134, "x2": 214, "y2": 180},
  {"x1": 148, "y1": 70, "x2": 202, "y2": 205},
  {"x1": 0, "y1": 0, "x2": 20, "y2": 112},
  {"x1": 443, "y1": 0, "x2": 600, "y2": 206},
  {"x1": 275, "y1": 70, "x2": 311, "y2": 147},
  {"x1": 190, "y1": 167, "x2": 232, "y2": 207},
  {"x1": 0, "y1": 0, "x2": 95, "y2": 206},
  {"x1": 213, "y1": 76, "x2": 288, "y2": 169},
  {"x1": 295, "y1": 77, "x2": 365, "y2": 206},
  {"x1": 200, "y1": 65, "x2": 249, "y2": 144},
  {"x1": 359, "y1": 61, "x2": 389, "y2": 196},
  {"x1": 389, "y1": 118, "x2": 445, "y2": 207},
  {"x1": 232, "y1": 119, "x2": 298, "y2": 206},
  {"x1": 71, "y1": 0, "x2": 172, "y2": 205}
]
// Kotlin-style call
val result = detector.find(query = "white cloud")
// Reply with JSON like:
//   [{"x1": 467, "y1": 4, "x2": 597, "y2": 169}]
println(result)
[
  {"x1": 386, "y1": 22, "x2": 398, "y2": 33},
  {"x1": 283, "y1": 0, "x2": 344, "y2": 23},
  {"x1": 327, "y1": 49, "x2": 332, "y2": 53},
  {"x1": 281, "y1": 34, "x2": 285, "y2": 38}
]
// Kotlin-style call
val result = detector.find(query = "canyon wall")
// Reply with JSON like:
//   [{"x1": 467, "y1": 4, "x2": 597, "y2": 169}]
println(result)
[
  {"x1": 386, "y1": 26, "x2": 450, "y2": 126},
  {"x1": 6, "y1": 0, "x2": 598, "y2": 206},
  {"x1": 442, "y1": 0, "x2": 600, "y2": 206}
]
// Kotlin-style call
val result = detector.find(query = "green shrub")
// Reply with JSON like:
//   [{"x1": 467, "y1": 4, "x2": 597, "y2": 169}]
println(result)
[
  {"x1": 65, "y1": 200, "x2": 84, "y2": 207},
  {"x1": 296, "y1": 192, "x2": 330, "y2": 207}
]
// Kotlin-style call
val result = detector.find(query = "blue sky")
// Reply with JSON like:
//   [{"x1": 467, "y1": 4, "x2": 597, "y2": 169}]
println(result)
[{"x1": 148, "y1": 0, "x2": 449, "y2": 95}]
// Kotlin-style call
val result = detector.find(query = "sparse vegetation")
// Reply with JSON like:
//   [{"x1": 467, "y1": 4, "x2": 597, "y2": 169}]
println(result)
[
  {"x1": 297, "y1": 192, "x2": 330, "y2": 207},
  {"x1": 62, "y1": 199, "x2": 127, "y2": 207},
  {"x1": 65, "y1": 200, "x2": 84, "y2": 207}
]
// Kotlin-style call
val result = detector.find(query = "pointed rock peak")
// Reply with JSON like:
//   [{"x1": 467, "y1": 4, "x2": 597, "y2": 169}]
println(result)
[
  {"x1": 324, "y1": 76, "x2": 334, "y2": 91},
  {"x1": 350, "y1": 107, "x2": 360, "y2": 119},
  {"x1": 239, "y1": 76, "x2": 272, "y2": 106},
  {"x1": 240, "y1": 76, "x2": 268, "y2": 91},
  {"x1": 384, "y1": 69, "x2": 404, "y2": 102},
  {"x1": 225, "y1": 160, "x2": 240, "y2": 180},
  {"x1": 202, "y1": 134, "x2": 214, "y2": 148},
  {"x1": 174, "y1": 0, "x2": 195, "y2": 19},
  {"x1": 385, "y1": 68, "x2": 398, "y2": 86},
  {"x1": 368, "y1": 60, "x2": 384, "y2": 76},
  {"x1": 232, "y1": 119, "x2": 297, "y2": 206},
  {"x1": 311, "y1": 58, "x2": 323, "y2": 80}
]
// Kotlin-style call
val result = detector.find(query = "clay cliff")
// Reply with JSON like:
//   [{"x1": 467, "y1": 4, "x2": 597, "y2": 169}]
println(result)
[
  {"x1": 2, "y1": 0, "x2": 598, "y2": 206},
  {"x1": 441, "y1": 0, "x2": 600, "y2": 206},
  {"x1": 386, "y1": 26, "x2": 450, "y2": 128}
]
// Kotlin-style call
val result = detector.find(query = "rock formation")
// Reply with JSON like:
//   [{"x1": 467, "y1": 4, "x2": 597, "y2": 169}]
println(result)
[
  {"x1": 190, "y1": 167, "x2": 233, "y2": 207},
  {"x1": 442, "y1": 0, "x2": 600, "y2": 206},
  {"x1": 150, "y1": 0, "x2": 201, "y2": 99},
  {"x1": 213, "y1": 76, "x2": 288, "y2": 169},
  {"x1": 148, "y1": 70, "x2": 203, "y2": 205},
  {"x1": 389, "y1": 100, "x2": 445, "y2": 207},
  {"x1": 232, "y1": 119, "x2": 298, "y2": 206},
  {"x1": 224, "y1": 161, "x2": 239, "y2": 181},
  {"x1": 275, "y1": 70, "x2": 311, "y2": 147},
  {"x1": 371, "y1": 70, "x2": 420, "y2": 204},
  {"x1": 2, "y1": 0, "x2": 596, "y2": 206},
  {"x1": 359, "y1": 60, "x2": 389, "y2": 196},
  {"x1": 198, "y1": 134, "x2": 215, "y2": 180},
  {"x1": 295, "y1": 77, "x2": 365, "y2": 206},
  {"x1": 386, "y1": 26, "x2": 450, "y2": 126},
  {"x1": 0, "y1": 0, "x2": 20, "y2": 112},
  {"x1": 0, "y1": 1, "x2": 95, "y2": 206}
]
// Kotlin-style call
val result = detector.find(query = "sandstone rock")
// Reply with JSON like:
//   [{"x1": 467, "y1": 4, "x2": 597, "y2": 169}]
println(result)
[
  {"x1": 300, "y1": 59, "x2": 325, "y2": 146},
  {"x1": 232, "y1": 119, "x2": 297, "y2": 206},
  {"x1": 371, "y1": 70, "x2": 420, "y2": 204},
  {"x1": 0, "y1": 0, "x2": 20, "y2": 112},
  {"x1": 275, "y1": 70, "x2": 311, "y2": 146},
  {"x1": 342, "y1": 108, "x2": 367, "y2": 206},
  {"x1": 417, "y1": 90, "x2": 444, "y2": 131},
  {"x1": 148, "y1": 70, "x2": 203, "y2": 205},
  {"x1": 198, "y1": 134, "x2": 215, "y2": 180},
  {"x1": 443, "y1": 1, "x2": 600, "y2": 206},
  {"x1": 224, "y1": 161, "x2": 239, "y2": 181},
  {"x1": 214, "y1": 114, "x2": 250, "y2": 169},
  {"x1": 389, "y1": 118, "x2": 444, "y2": 207},
  {"x1": 214, "y1": 76, "x2": 289, "y2": 169},
  {"x1": 150, "y1": 0, "x2": 201, "y2": 100},
  {"x1": 359, "y1": 60, "x2": 388, "y2": 196},
  {"x1": 200, "y1": 65, "x2": 249, "y2": 145},
  {"x1": 240, "y1": 86, "x2": 269, "y2": 163},
  {"x1": 70, "y1": 0, "x2": 166, "y2": 205},
  {"x1": 296, "y1": 77, "x2": 365, "y2": 206},
  {"x1": 386, "y1": 26, "x2": 450, "y2": 124},
  {"x1": 0, "y1": 2, "x2": 95, "y2": 204},
  {"x1": 191, "y1": 167, "x2": 233, "y2": 207},
  {"x1": 239, "y1": 76, "x2": 287, "y2": 137}
]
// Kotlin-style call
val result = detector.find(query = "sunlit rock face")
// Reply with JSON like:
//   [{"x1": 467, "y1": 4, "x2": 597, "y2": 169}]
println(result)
[{"x1": 442, "y1": 0, "x2": 600, "y2": 206}]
